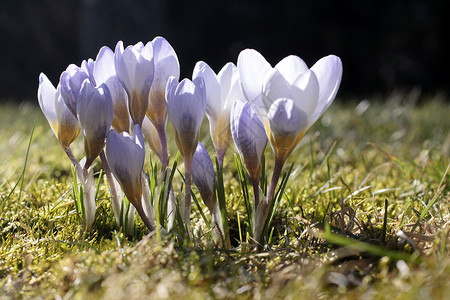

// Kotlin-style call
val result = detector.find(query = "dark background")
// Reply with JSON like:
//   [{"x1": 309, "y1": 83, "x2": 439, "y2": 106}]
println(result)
[{"x1": 1, "y1": 0, "x2": 448, "y2": 102}]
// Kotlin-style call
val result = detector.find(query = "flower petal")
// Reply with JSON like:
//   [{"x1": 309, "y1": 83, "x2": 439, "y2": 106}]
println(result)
[
  {"x1": 166, "y1": 77, "x2": 206, "y2": 160},
  {"x1": 237, "y1": 49, "x2": 272, "y2": 110},
  {"x1": 55, "y1": 91, "x2": 80, "y2": 148},
  {"x1": 77, "y1": 80, "x2": 114, "y2": 164},
  {"x1": 94, "y1": 46, "x2": 129, "y2": 132},
  {"x1": 192, "y1": 142, "x2": 216, "y2": 209},
  {"x1": 38, "y1": 73, "x2": 58, "y2": 136},
  {"x1": 193, "y1": 61, "x2": 221, "y2": 118},
  {"x1": 60, "y1": 64, "x2": 90, "y2": 117},
  {"x1": 147, "y1": 36, "x2": 180, "y2": 130},
  {"x1": 142, "y1": 116, "x2": 162, "y2": 160},
  {"x1": 309, "y1": 55, "x2": 343, "y2": 125},
  {"x1": 268, "y1": 98, "x2": 308, "y2": 137},
  {"x1": 291, "y1": 69, "x2": 320, "y2": 119},
  {"x1": 230, "y1": 100, "x2": 267, "y2": 180},
  {"x1": 262, "y1": 68, "x2": 292, "y2": 111},
  {"x1": 106, "y1": 125, "x2": 145, "y2": 204},
  {"x1": 274, "y1": 55, "x2": 308, "y2": 85}
]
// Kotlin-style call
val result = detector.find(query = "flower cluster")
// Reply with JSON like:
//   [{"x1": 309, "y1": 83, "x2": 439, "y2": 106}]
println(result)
[{"x1": 38, "y1": 36, "x2": 342, "y2": 244}]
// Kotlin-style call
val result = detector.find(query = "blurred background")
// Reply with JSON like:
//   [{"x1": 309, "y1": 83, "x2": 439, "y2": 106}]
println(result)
[{"x1": 0, "y1": 0, "x2": 448, "y2": 102}]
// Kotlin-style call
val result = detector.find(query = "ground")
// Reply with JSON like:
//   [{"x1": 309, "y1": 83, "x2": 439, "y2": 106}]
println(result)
[{"x1": 0, "y1": 92, "x2": 449, "y2": 299}]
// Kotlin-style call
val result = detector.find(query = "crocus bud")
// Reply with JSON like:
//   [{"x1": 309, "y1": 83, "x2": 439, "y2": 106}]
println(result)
[
  {"x1": 192, "y1": 142, "x2": 225, "y2": 244},
  {"x1": 77, "y1": 80, "x2": 113, "y2": 168},
  {"x1": 115, "y1": 41, "x2": 155, "y2": 126},
  {"x1": 93, "y1": 46, "x2": 130, "y2": 133},
  {"x1": 60, "y1": 63, "x2": 91, "y2": 117},
  {"x1": 166, "y1": 76, "x2": 206, "y2": 230},
  {"x1": 105, "y1": 125, "x2": 145, "y2": 208},
  {"x1": 166, "y1": 77, "x2": 206, "y2": 162},
  {"x1": 38, "y1": 73, "x2": 80, "y2": 149},
  {"x1": 192, "y1": 142, "x2": 216, "y2": 210},
  {"x1": 193, "y1": 61, "x2": 244, "y2": 166},
  {"x1": 147, "y1": 36, "x2": 180, "y2": 132},
  {"x1": 230, "y1": 100, "x2": 267, "y2": 183},
  {"x1": 55, "y1": 89, "x2": 80, "y2": 149}
]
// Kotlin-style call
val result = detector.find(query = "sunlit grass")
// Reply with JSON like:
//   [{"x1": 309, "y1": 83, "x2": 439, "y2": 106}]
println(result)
[{"x1": 1, "y1": 92, "x2": 449, "y2": 299}]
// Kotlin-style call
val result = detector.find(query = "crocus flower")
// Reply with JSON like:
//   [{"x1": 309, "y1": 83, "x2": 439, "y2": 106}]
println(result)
[
  {"x1": 115, "y1": 41, "x2": 155, "y2": 126},
  {"x1": 38, "y1": 73, "x2": 80, "y2": 150},
  {"x1": 193, "y1": 62, "x2": 244, "y2": 166},
  {"x1": 146, "y1": 37, "x2": 179, "y2": 161},
  {"x1": 230, "y1": 100, "x2": 268, "y2": 188},
  {"x1": 166, "y1": 76, "x2": 206, "y2": 229},
  {"x1": 147, "y1": 36, "x2": 180, "y2": 131},
  {"x1": 192, "y1": 142, "x2": 216, "y2": 210},
  {"x1": 237, "y1": 49, "x2": 342, "y2": 164},
  {"x1": 238, "y1": 49, "x2": 342, "y2": 242},
  {"x1": 77, "y1": 80, "x2": 113, "y2": 169},
  {"x1": 93, "y1": 46, "x2": 130, "y2": 133},
  {"x1": 230, "y1": 100, "x2": 268, "y2": 241},
  {"x1": 60, "y1": 63, "x2": 91, "y2": 117},
  {"x1": 192, "y1": 142, "x2": 225, "y2": 245},
  {"x1": 106, "y1": 125, "x2": 154, "y2": 231}
]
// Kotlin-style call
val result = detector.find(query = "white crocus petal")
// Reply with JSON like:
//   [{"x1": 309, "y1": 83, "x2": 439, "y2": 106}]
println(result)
[
  {"x1": 268, "y1": 98, "x2": 308, "y2": 137},
  {"x1": 134, "y1": 41, "x2": 144, "y2": 51},
  {"x1": 81, "y1": 58, "x2": 96, "y2": 85},
  {"x1": 169, "y1": 78, "x2": 206, "y2": 132},
  {"x1": 274, "y1": 55, "x2": 309, "y2": 85},
  {"x1": 106, "y1": 125, "x2": 145, "y2": 207},
  {"x1": 77, "y1": 80, "x2": 114, "y2": 167},
  {"x1": 218, "y1": 63, "x2": 243, "y2": 111},
  {"x1": 55, "y1": 90, "x2": 80, "y2": 149},
  {"x1": 147, "y1": 36, "x2": 180, "y2": 131},
  {"x1": 291, "y1": 69, "x2": 320, "y2": 118},
  {"x1": 309, "y1": 55, "x2": 343, "y2": 125},
  {"x1": 267, "y1": 98, "x2": 309, "y2": 161},
  {"x1": 115, "y1": 41, "x2": 154, "y2": 126},
  {"x1": 261, "y1": 68, "x2": 319, "y2": 162},
  {"x1": 191, "y1": 142, "x2": 224, "y2": 245},
  {"x1": 262, "y1": 68, "x2": 293, "y2": 113},
  {"x1": 134, "y1": 42, "x2": 154, "y2": 94},
  {"x1": 166, "y1": 77, "x2": 206, "y2": 161},
  {"x1": 237, "y1": 49, "x2": 272, "y2": 113},
  {"x1": 217, "y1": 63, "x2": 234, "y2": 105},
  {"x1": 194, "y1": 61, "x2": 244, "y2": 165},
  {"x1": 94, "y1": 46, "x2": 130, "y2": 133},
  {"x1": 193, "y1": 61, "x2": 221, "y2": 118},
  {"x1": 38, "y1": 73, "x2": 58, "y2": 136},
  {"x1": 60, "y1": 64, "x2": 90, "y2": 117},
  {"x1": 230, "y1": 100, "x2": 268, "y2": 182},
  {"x1": 142, "y1": 116, "x2": 162, "y2": 160},
  {"x1": 191, "y1": 142, "x2": 216, "y2": 210}
]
